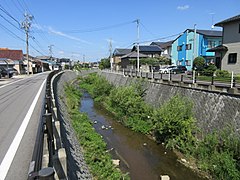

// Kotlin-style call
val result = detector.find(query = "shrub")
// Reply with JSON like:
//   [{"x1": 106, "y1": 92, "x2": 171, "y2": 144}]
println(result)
[
  {"x1": 107, "y1": 85, "x2": 153, "y2": 134},
  {"x1": 193, "y1": 56, "x2": 205, "y2": 71},
  {"x1": 215, "y1": 70, "x2": 230, "y2": 78},
  {"x1": 203, "y1": 64, "x2": 217, "y2": 76},
  {"x1": 152, "y1": 95, "x2": 196, "y2": 150}
]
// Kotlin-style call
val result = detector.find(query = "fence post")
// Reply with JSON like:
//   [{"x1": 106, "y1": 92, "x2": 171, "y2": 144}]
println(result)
[
  {"x1": 151, "y1": 68, "x2": 154, "y2": 80},
  {"x1": 44, "y1": 113, "x2": 55, "y2": 167},
  {"x1": 231, "y1": 71, "x2": 234, "y2": 88},
  {"x1": 181, "y1": 75, "x2": 183, "y2": 82},
  {"x1": 39, "y1": 167, "x2": 55, "y2": 180},
  {"x1": 192, "y1": 70, "x2": 196, "y2": 84},
  {"x1": 211, "y1": 75, "x2": 214, "y2": 85}
]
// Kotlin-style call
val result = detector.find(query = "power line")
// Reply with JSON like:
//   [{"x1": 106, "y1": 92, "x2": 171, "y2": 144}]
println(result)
[
  {"x1": 140, "y1": 22, "x2": 157, "y2": 38},
  {"x1": 0, "y1": 4, "x2": 21, "y2": 26},
  {"x1": 10, "y1": 0, "x2": 24, "y2": 14},
  {"x1": 139, "y1": 32, "x2": 182, "y2": 44},
  {"x1": 0, "y1": 13, "x2": 23, "y2": 33},
  {"x1": 0, "y1": 22, "x2": 25, "y2": 42},
  {"x1": 62, "y1": 20, "x2": 136, "y2": 33}
]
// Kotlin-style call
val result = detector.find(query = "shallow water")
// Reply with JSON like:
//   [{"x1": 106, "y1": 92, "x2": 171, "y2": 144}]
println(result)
[{"x1": 80, "y1": 92, "x2": 205, "y2": 180}]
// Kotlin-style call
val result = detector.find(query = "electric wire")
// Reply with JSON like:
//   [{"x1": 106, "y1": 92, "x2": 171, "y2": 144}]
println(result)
[
  {"x1": 0, "y1": 13, "x2": 23, "y2": 33},
  {"x1": 61, "y1": 20, "x2": 136, "y2": 33},
  {"x1": 0, "y1": 4, "x2": 21, "y2": 26}
]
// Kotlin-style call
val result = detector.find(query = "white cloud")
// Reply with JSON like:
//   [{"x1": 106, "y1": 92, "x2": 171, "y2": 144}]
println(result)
[
  {"x1": 58, "y1": 51, "x2": 64, "y2": 54},
  {"x1": 177, "y1": 5, "x2": 190, "y2": 11},
  {"x1": 48, "y1": 27, "x2": 92, "y2": 45}
]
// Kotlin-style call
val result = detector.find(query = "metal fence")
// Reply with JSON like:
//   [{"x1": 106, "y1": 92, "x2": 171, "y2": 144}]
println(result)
[
  {"x1": 28, "y1": 70, "x2": 65, "y2": 180},
  {"x1": 118, "y1": 69, "x2": 240, "y2": 88}
]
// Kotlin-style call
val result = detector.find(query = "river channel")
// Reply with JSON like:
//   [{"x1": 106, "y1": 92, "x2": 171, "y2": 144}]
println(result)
[{"x1": 80, "y1": 92, "x2": 205, "y2": 180}]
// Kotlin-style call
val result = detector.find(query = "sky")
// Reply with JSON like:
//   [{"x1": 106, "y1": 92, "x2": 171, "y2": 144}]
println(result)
[{"x1": 0, "y1": 0, "x2": 240, "y2": 62}]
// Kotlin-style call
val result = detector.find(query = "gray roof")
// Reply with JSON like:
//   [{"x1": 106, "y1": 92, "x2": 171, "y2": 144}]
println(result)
[
  {"x1": 207, "y1": 45, "x2": 228, "y2": 52},
  {"x1": 121, "y1": 51, "x2": 148, "y2": 59},
  {"x1": 215, "y1": 14, "x2": 240, "y2": 27},
  {"x1": 151, "y1": 40, "x2": 173, "y2": 49},
  {"x1": 113, "y1": 48, "x2": 132, "y2": 56},
  {"x1": 188, "y1": 29, "x2": 222, "y2": 37},
  {"x1": 132, "y1": 45, "x2": 162, "y2": 52}
]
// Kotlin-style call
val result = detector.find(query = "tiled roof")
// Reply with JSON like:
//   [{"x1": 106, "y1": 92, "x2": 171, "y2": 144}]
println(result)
[
  {"x1": 132, "y1": 45, "x2": 162, "y2": 52},
  {"x1": 215, "y1": 14, "x2": 240, "y2": 27},
  {"x1": 151, "y1": 40, "x2": 173, "y2": 49},
  {"x1": 121, "y1": 51, "x2": 148, "y2": 59},
  {"x1": 113, "y1": 48, "x2": 132, "y2": 56},
  {"x1": 0, "y1": 49, "x2": 23, "y2": 60}
]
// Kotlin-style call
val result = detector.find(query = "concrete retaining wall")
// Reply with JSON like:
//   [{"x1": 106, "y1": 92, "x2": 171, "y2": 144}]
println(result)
[
  {"x1": 99, "y1": 71, "x2": 240, "y2": 134},
  {"x1": 53, "y1": 70, "x2": 93, "y2": 180}
]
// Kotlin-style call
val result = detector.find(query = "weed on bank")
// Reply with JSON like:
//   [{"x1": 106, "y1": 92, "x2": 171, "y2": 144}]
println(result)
[{"x1": 64, "y1": 84, "x2": 129, "y2": 180}]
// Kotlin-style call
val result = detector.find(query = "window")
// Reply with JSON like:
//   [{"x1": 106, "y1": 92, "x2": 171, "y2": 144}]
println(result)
[
  {"x1": 186, "y1": 60, "x2": 191, "y2": 66},
  {"x1": 228, "y1": 53, "x2": 237, "y2": 64},
  {"x1": 207, "y1": 40, "x2": 216, "y2": 48},
  {"x1": 177, "y1": 45, "x2": 182, "y2": 51},
  {"x1": 186, "y1": 44, "x2": 192, "y2": 50}
]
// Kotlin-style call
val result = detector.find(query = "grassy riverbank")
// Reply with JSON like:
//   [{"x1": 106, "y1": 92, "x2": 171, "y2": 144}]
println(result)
[
  {"x1": 64, "y1": 84, "x2": 129, "y2": 180},
  {"x1": 78, "y1": 73, "x2": 240, "y2": 180}
]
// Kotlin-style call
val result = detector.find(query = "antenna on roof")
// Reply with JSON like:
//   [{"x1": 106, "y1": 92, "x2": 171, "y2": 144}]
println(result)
[{"x1": 210, "y1": 12, "x2": 215, "y2": 30}]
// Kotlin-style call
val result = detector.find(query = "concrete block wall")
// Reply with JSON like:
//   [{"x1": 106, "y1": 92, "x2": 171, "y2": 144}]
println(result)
[{"x1": 99, "y1": 71, "x2": 240, "y2": 134}]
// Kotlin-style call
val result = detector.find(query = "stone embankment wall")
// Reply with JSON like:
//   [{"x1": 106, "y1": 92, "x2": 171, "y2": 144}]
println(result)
[
  {"x1": 53, "y1": 70, "x2": 93, "y2": 180},
  {"x1": 99, "y1": 71, "x2": 240, "y2": 134}
]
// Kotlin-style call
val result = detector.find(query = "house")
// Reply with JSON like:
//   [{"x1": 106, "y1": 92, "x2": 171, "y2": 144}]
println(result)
[
  {"x1": 112, "y1": 48, "x2": 132, "y2": 70},
  {"x1": 132, "y1": 45, "x2": 162, "y2": 58},
  {"x1": 37, "y1": 56, "x2": 60, "y2": 71},
  {"x1": 0, "y1": 58, "x2": 15, "y2": 69},
  {"x1": 120, "y1": 51, "x2": 148, "y2": 69},
  {"x1": 171, "y1": 29, "x2": 222, "y2": 71},
  {"x1": 150, "y1": 40, "x2": 173, "y2": 59},
  {"x1": 207, "y1": 14, "x2": 240, "y2": 74},
  {"x1": 57, "y1": 58, "x2": 71, "y2": 70},
  {"x1": 0, "y1": 48, "x2": 24, "y2": 74}
]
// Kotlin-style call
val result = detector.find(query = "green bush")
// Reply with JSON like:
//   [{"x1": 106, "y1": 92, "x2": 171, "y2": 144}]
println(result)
[
  {"x1": 79, "y1": 73, "x2": 113, "y2": 102},
  {"x1": 152, "y1": 95, "x2": 196, "y2": 150},
  {"x1": 215, "y1": 70, "x2": 230, "y2": 78},
  {"x1": 193, "y1": 56, "x2": 205, "y2": 71},
  {"x1": 203, "y1": 64, "x2": 217, "y2": 76},
  {"x1": 107, "y1": 85, "x2": 153, "y2": 134}
]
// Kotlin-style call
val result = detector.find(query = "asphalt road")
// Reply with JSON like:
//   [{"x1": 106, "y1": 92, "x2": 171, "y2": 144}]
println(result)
[{"x1": 0, "y1": 72, "x2": 49, "y2": 180}]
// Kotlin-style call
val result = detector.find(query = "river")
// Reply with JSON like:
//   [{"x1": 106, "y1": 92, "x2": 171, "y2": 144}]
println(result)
[{"x1": 80, "y1": 92, "x2": 205, "y2": 180}]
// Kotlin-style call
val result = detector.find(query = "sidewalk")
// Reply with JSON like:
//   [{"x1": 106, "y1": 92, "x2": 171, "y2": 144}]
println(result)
[{"x1": 0, "y1": 74, "x2": 29, "y2": 86}]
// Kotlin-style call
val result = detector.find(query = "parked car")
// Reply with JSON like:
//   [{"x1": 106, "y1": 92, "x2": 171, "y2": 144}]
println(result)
[
  {"x1": 171, "y1": 65, "x2": 187, "y2": 74},
  {"x1": 0, "y1": 67, "x2": 14, "y2": 78},
  {"x1": 159, "y1": 66, "x2": 177, "y2": 73}
]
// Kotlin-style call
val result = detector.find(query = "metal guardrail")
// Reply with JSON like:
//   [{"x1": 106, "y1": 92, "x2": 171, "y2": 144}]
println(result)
[
  {"x1": 103, "y1": 69, "x2": 240, "y2": 95},
  {"x1": 28, "y1": 70, "x2": 66, "y2": 180}
]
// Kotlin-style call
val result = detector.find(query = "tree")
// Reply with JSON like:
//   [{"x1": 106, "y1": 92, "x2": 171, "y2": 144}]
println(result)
[
  {"x1": 99, "y1": 58, "x2": 110, "y2": 70},
  {"x1": 193, "y1": 56, "x2": 205, "y2": 71}
]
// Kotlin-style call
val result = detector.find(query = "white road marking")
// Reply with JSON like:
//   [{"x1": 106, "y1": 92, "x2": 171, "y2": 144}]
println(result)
[{"x1": 0, "y1": 79, "x2": 46, "y2": 180}]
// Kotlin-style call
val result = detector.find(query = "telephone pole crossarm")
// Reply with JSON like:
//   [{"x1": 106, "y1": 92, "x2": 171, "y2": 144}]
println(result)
[{"x1": 22, "y1": 12, "x2": 33, "y2": 75}]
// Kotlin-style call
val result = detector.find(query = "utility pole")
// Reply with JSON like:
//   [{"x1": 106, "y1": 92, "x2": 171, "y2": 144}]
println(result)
[
  {"x1": 22, "y1": 12, "x2": 33, "y2": 75},
  {"x1": 136, "y1": 19, "x2": 140, "y2": 72},
  {"x1": 192, "y1": 24, "x2": 197, "y2": 63},
  {"x1": 109, "y1": 38, "x2": 113, "y2": 71},
  {"x1": 48, "y1": 45, "x2": 54, "y2": 58}
]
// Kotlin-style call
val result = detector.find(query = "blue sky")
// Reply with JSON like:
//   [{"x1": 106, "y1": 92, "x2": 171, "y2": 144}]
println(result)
[{"x1": 0, "y1": 0, "x2": 239, "y2": 62}]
